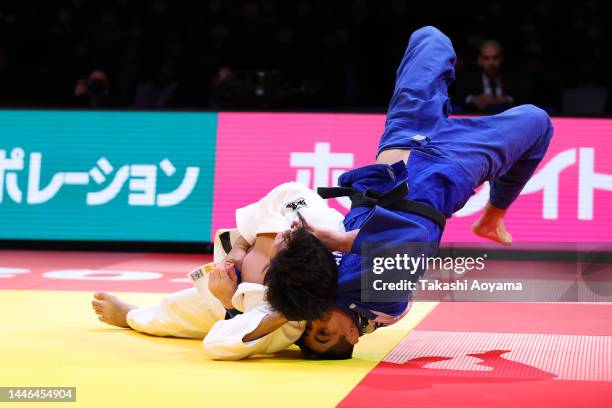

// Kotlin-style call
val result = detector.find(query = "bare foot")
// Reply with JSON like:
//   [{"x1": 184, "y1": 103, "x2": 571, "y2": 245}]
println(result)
[
  {"x1": 472, "y1": 203, "x2": 513, "y2": 245},
  {"x1": 91, "y1": 292, "x2": 136, "y2": 328}
]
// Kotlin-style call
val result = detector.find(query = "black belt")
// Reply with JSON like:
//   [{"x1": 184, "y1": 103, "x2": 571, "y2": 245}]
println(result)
[
  {"x1": 318, "y1": 183, "x2": 446, "y2": 230},
  {"x1": 225, "y1": 308, "x2": 242, "y2": 320},
  {"x1": 219, "y1": 230, "x2": 233, "y2": 254},
  {"x1": 218, "y1": 230, "x2": 245, "y2": 320}
]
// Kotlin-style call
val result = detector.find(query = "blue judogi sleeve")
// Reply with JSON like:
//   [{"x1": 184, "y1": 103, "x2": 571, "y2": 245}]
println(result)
[
  {"x1": 334, "y1": 207, "x2": 432, "y2": 319},
  {"x1": 336, "y1": 201, "x2": 433, "y2": 319},
  {"x1": 350, "y1": 206, "x2": 430, "y2": 254}
]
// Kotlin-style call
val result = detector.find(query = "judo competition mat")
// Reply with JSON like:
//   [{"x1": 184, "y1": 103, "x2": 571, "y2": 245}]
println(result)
[{"x1": 1, "y1": 249, "x2": 611, "y2": 407}]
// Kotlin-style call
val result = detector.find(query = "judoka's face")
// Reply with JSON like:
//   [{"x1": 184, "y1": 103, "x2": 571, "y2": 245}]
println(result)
[{"x1": 303, "y1": 308, "x2": 359, "y2": 353}]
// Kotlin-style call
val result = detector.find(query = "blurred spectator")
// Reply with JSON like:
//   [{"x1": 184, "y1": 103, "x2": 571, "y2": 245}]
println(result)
[
  {"x1": 134, "y1": 60, "x2": 181, "y2": 108},
  {"x1": 562, "y1": 61, "x2": 609, "y2": 114},
  {"x1": 209, "y1": 66, "x2": 240, "y2": 108},
  {"x1": 0, "y1": 1, "x2": 608, "y2": 113},
  {"x1": 73, "y1": 70, "x2": 112, "y2": 108},
  {"x1": 519, "y1": 44, "x2": 560, "y2": 114},
  {"x1": 0, "y1": 47, "x2": 17, "y2": 104},
  {"x1": 454, "y1": 40, "x2": 518, "y2": 114},
  {"x1": 562, "y1": 85, "x2": 608, "y2": 114}
]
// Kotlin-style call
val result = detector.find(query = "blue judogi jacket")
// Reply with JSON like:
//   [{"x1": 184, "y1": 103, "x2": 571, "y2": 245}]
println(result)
[{"x1": 332, "y1": 153, "x2": 473, "y2": 334}]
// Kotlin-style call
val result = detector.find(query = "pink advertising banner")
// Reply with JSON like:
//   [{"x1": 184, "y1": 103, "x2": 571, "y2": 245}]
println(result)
[{"x1": 212, "y1": 113, "x2": 612, "y2": 242}]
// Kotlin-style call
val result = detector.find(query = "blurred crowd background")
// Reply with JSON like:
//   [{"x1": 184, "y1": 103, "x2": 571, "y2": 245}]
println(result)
[{"x1": 0, "y1": 0, "x2": 609, "y2": 114}]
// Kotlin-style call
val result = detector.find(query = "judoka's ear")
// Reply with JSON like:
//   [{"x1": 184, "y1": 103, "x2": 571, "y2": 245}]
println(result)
[{"x1": 347, "y1": 326, "x2": 359, "y2": 345}]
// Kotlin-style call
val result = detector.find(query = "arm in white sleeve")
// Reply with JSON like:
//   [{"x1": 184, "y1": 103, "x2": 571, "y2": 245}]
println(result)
[
  {"x1": 235, "y1": 182, "x2": 309, "y2": 245},
  {"x1": 203, "y1": 305, "x2": 305, "y2": 360}
]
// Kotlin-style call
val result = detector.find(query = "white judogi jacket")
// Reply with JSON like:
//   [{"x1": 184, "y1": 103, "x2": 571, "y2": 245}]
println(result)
[{"x1": 127, "y1": 182, "x2": 345, "y2": 360}]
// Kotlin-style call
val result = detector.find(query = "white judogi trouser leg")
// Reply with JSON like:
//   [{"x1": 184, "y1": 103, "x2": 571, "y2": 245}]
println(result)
[
  {"x1": 126, "y1": 230, "x2": 237, "y2": 340},
  {"x1": 126, "y1": 275, "x2": 226, "y2": 338}
]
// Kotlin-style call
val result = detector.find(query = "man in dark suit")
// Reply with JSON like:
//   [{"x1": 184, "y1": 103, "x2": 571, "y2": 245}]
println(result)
[{"x1": 454, "y1": 40, "x2": 517, "y2": 114}]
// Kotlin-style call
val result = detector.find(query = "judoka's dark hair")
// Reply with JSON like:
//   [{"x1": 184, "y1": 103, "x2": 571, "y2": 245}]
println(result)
[
  {"x1": 295, "y1": 335, "x2": 354, "y2": 360},
  {"x1": 264, "y1": 226, "x2": 338, "y2": 322}
]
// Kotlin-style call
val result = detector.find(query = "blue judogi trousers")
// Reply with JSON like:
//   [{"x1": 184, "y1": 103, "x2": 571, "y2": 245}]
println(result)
[{"x1": 378, "y1": 26, "x2": 554, "y2": 213}]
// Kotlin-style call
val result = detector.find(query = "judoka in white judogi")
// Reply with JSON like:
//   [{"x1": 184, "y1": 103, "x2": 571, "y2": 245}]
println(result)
[{"x1": 125, "y1": 182, "x2": 345, "y2": 360}]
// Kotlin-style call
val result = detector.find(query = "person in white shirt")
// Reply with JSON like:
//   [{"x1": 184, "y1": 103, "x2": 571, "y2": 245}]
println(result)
[{"x1": 91, "y1": 182, "x2": 345, "y2": 360}]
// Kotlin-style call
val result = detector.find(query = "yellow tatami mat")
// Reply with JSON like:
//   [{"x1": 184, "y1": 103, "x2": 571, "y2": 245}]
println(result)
[{"x1": 0, "y1": 290, "x2": 437, "y2": 407}]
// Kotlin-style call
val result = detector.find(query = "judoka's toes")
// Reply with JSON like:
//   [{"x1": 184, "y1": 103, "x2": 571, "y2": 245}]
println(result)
[
  {"x1": 92, "y1": 300, "x2": 102, "y2": 314},
  {"x1": 91, "y1": 292, "x2": 136, "y2": 328},
  {"x1": 498, "y1": 228, "x2": 513, "y2": 246}
]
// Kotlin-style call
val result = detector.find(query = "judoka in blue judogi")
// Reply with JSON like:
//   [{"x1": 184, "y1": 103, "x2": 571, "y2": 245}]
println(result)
[{"x1": 265, "y1": 26, "x2": 553, "y2": 359}]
